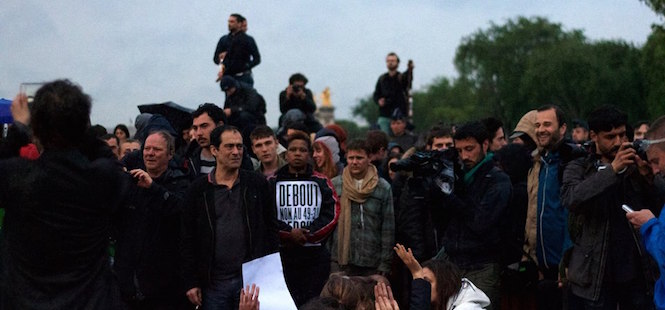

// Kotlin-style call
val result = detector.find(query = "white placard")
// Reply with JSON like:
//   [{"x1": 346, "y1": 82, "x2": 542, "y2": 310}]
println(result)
[{"x1": 242, "y1": 253, "x2": 297, "y2": 310}]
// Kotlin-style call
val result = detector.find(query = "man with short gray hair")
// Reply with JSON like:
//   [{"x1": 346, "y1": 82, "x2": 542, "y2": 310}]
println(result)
[
  {"x1": 115, "y1": 130, "x2": 191, "y2": 308},
  {"x1": 627, "y1": 115, "x2": 665, "y2": 309}
]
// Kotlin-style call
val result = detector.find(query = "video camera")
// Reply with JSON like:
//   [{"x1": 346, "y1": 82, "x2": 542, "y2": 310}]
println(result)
[{"x1": 390, "y1": 149, "x2": 459, "y2": 194}]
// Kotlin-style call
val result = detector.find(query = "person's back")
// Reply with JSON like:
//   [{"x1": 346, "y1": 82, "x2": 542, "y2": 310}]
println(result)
[
  {"x1": 1, "y1": 147, "x2": 124, "y2": 309},
  {"x1": 0, "y1": 79, "x2": 127, "y2": 309}
]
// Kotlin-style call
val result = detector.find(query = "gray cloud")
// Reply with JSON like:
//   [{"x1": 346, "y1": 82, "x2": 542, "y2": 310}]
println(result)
[{"x1": 1, "y1": 0, "x2": 659, "y2": 129}]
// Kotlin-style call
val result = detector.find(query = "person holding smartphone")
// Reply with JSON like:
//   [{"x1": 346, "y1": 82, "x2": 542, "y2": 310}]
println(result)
[{"x1": 627, "y1": 115, "x2": 665, "y2": 310}]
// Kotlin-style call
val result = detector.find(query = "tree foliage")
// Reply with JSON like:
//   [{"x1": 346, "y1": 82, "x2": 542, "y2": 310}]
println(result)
[
  {"x1": 351, "y1": 95, "x2": 379, "y2": 127},
  {"x1": 411, "y1": 77, "x2": 478, "y2": 128},
  {"x1": 641, "y1": 26, "x2": 665, "y2": 117},
  {"x1": 520, "y1": 40, "x2": 647, "y2": 122},
  {"x1": 454, "y1": 17, "x2": 586, "y2": 128},
  {"x1": 641, "y1": 0, "x2": 665, "y2": 17},
  {"x1": 334, "y1": 119, "x2": 367, "y2": 141},
  {"x1": 351, "y1": 15, "x2": 662, "y2": 133}
]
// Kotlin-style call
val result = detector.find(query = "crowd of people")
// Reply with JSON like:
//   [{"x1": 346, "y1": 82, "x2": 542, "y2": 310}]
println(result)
[{"x1": 2, "y1": 12, "x2": 665, "y2": 310}]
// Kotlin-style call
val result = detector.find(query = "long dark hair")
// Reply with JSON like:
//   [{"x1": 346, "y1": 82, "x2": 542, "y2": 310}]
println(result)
[{"x1": 422, "y1": 259, "x2": 462, "y2": 310}]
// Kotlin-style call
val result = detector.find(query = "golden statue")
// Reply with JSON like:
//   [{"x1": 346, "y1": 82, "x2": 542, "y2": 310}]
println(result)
[{"x1": 321, "y1": 87, "x2": 331, "y2": 107}]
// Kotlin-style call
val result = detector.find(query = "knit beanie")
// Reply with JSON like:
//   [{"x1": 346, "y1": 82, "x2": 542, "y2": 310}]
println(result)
[{"x1": 315, "y1": 136, "x2": 340, "y2": 164}]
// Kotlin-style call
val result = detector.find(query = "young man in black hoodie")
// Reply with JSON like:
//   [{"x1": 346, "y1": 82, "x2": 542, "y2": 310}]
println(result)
[{"x1": 269, "y1": 132, "x2": 340, "y2": 307}]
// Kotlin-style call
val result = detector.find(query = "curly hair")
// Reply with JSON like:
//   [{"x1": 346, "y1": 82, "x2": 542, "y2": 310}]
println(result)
[{"x1": 31, "y1": 79, "x2": 91, "y2": 150}]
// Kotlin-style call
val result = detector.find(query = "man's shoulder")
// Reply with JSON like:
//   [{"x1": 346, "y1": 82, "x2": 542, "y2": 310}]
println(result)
[
  {"x1": 377, "y1": 72, "x2": 390, "y2": 80},
  {"x1": 188, "y1": 174, "x2": 211, "y2": 190},
  {"x1": 557, "y1": 140, "x2": 588, "y2": 163},
  {"x1": 240, "y1": 169, "x2": 269, "y2": 184},
  {"x1": 377, "y1": 177, "x2": 392, "y2": 190},
  {"x1": 488, "y1": 166, "x2": 511, "y2": 184}
]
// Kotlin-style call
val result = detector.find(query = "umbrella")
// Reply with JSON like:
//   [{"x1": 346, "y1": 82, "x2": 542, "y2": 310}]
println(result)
[
  {"x1": 137, "y1": 101, "x2": 193, "y2": 133},
  {"x1": 0, "y1": 98, "x2": 12, "y2": 124}
]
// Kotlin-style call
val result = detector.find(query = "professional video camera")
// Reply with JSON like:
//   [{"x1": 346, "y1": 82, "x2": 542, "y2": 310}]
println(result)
[{"x1": 390, "y1": 149, "x2": 459, "y2": 195}]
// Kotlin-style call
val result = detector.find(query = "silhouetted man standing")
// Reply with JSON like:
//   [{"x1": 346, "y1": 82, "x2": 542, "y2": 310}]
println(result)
[{"x1": 0, "y1": 80, "x2": 128, "y2": 309}]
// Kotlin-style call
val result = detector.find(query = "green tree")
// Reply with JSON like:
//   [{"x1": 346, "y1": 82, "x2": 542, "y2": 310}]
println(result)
[
  {"x1": 334, "y1": 119, "x2": 368, "y2": 141},
  {"x1": 454, "y1": 16, "x2": 585, "y2": 128},
  {"x1": 351, "y1": 95, "x2": 379, "y2": 126},
  {"x1": 520, "y1": 40, "x2": 647, "y2": 122},
  {"x1": 411, "y1": 77, "x2": 479, "y2": 129},
  {"x1": 641, "y1": 0, "x2": 665, "y2": 16},
  {"x1": 642, "y1": 26, "x2": 665, "y2": 118},
  {"x1": 351, "y1": 77, "x2": 479, "y2": 134}
]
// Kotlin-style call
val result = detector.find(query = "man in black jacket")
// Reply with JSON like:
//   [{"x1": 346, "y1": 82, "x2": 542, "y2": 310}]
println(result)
[
  {"x1": 214, "y1": 13, "x2": 260, "y2": 88},
  {"x1": 181, "y1": 125, "x2": 278, "y2": 310},
  {"x1": 439, "y1": 121, "x2": 511, "y2": 309},
  {"x1": 562, "y1": 106, "x2": 659, "y2": 308},
  {"x1": 220, "y1": 76, "x2": 266, "y2": 132},
  {"x1": 115, "y1": 130, "x2": 190, "y2": 309},
  {"x1": 373, "y1": 52, "x2": 413, "y2": 134}
]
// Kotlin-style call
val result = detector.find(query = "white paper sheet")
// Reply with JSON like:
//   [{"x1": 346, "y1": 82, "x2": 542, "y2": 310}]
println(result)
[{"x1": 242, "y1": 252, "x2": 297, "y2": 310}]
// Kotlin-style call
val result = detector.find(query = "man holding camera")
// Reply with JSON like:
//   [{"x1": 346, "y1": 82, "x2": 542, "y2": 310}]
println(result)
[
  {"x1": 279, "y1": 73, "x2": 322, "y2": 133},
  {"x1": 561, "y1": 106, "x2": 659, "y2": 308},
  {"x1": 115, "y1": 130, "x2": 190, "y2": 308},
  {"x1": 438, "y1": 121, "x2": 511, "y2": 309}
]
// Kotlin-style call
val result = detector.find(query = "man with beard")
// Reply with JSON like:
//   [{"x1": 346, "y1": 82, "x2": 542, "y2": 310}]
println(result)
[
  {"x1": 561, "y1": 106, "x2": 658, "y2": 308},
  {"x1": 436, "y1": 121, "x2": 511, "y2": 309},
  {"x1": 214, "y1": 14, "x2": 260, "y2": 88},
  {"x1": 481, "y1": 117, "x2": 508, "y2": 152},
  {"x1": 373, "y1": 52, "x2": 413, "y2": 134},
  {"x1": 523, "y1": 105, "x2": 586, "y2": 309}
]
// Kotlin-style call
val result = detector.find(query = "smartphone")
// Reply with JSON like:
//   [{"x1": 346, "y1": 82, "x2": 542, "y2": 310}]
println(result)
[
  {"x1": 19, "y1": 82, "x2": 45, "y2": 109},
  {"x1": 622, "y1": 204, "x2": 634, "y2": 213}
]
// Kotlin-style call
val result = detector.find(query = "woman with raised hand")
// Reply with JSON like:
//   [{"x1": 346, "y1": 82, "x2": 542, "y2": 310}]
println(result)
[{"x1": 381, "y1": 244, "x2": 490, "y2": 310}]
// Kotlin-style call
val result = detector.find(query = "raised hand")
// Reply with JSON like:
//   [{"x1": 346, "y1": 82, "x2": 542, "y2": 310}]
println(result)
[
  {"x1": 239, "y1": 284, "x2": 260, "y2": 310},
  {"x1": 394, "y1": 243, "x2": 423, "y2": 279},
  {"x1": 374, "y1": 282, "x2": 400, "y2": 310}
]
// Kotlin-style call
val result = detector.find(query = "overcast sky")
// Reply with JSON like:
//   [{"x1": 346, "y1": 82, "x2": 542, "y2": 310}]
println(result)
[{"x1": 1, "y1": 1, "x2": 661, "y2": 128}]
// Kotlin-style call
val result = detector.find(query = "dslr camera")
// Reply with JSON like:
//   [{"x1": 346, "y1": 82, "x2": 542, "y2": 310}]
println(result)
[{"x1": 630, "y1": 139, "x2": 648, "y2": 160}]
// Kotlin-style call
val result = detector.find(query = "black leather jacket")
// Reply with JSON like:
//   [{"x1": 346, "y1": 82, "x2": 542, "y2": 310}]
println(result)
[{"x1": 180, "y1": 169, "x2": 279, "y2": 291}]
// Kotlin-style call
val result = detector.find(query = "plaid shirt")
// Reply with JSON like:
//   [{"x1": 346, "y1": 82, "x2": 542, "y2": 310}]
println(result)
[{"x1": 329, "y1": 176, "x2": 395, "y2": 273}]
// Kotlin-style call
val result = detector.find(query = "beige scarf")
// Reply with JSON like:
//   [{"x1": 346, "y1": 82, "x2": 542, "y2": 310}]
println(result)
[{"x1": 337, "y1": 164, "x2": 379, "y2": 265}]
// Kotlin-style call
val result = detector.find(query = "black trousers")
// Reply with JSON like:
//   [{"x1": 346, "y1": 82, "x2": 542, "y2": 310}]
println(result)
[{"x1": 280, "y1": 245, "x2": 331, "y2": 307}]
